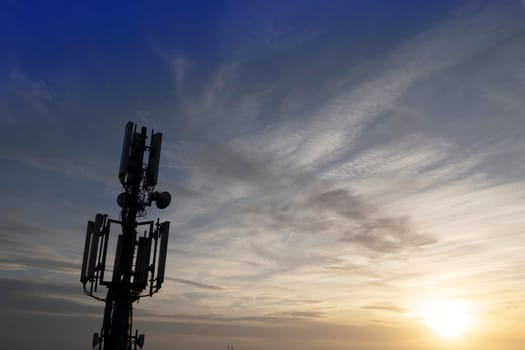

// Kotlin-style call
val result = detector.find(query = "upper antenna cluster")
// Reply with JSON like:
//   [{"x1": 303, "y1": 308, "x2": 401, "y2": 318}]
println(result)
[{"x1": 117, "y1": 122, "x2": 171, "y2": 216}]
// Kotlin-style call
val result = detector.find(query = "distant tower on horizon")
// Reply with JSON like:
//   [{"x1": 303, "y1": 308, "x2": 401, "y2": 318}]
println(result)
[{"x1": 80, "y1": 121, "x2": 172, "y2": 349}]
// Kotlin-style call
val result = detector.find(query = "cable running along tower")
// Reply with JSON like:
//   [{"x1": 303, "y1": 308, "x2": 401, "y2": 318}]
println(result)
[{"x1": 80, "y1": 122, "x2": 172, "y2": 349}]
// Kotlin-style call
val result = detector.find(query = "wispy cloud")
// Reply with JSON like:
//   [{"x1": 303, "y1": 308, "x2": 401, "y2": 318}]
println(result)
[
  {"x1": 152, "y1": 2, "x2": 525, "y2": 329},
  {"x1": 7, "y1": 70, "x2": 54, "y2": 114},
  {"x1": 166, "y1": 276, "x2": 226, "y2": 291},
  {"x1": 361, "y1": 303, "x2": 406, "y2": 314}
]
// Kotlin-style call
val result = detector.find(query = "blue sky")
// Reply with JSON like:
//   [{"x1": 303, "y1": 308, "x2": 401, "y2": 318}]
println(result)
[{"x1": 1, "y1": 1, "x2": 525, "y2": 349}]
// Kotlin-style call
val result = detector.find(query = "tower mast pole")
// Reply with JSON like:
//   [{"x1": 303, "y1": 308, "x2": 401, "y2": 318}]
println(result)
[{"x1": 103, "y1": 126, "x2": 146, "y2": 350}]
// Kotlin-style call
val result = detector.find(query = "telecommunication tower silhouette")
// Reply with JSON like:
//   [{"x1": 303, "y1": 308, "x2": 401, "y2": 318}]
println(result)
[{"x1": 80, "y1": 121, "x2": 172, "y2": 349}]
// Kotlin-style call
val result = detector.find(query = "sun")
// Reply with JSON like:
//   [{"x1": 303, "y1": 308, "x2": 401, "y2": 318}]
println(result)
[{"x1": 422, "y1": 300, "x2": 471, "y2": 338}]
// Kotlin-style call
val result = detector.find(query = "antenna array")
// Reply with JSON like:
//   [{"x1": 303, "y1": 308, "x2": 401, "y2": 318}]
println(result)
[{"x1": 81, "y1": 121, "x2": 172, "y2": 350}]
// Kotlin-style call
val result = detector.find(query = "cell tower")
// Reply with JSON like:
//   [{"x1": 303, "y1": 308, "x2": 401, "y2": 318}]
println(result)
[{"x1": 81, "y1": 121, "x2": 172, "y2": 350}]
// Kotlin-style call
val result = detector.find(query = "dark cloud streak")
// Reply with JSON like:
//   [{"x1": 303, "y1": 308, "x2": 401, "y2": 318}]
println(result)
[{"x1": 166, "y1": 276, "x2": 225, "y2": 291}]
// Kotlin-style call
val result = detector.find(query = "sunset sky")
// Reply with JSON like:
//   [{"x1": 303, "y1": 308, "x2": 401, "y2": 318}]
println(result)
[{"x1": 1, "y1": 1, "x2": 525, "y2": 349}]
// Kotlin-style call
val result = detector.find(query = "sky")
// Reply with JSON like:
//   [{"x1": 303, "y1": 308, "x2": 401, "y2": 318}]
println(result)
[{"x1": 1, "y1": 0, "x2": 525, "y2": 349}]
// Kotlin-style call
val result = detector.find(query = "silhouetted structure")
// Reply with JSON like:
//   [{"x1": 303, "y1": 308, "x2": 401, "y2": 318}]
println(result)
[{"x1": 81, "y1": 121, "x2": 172, "y2": 349}]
